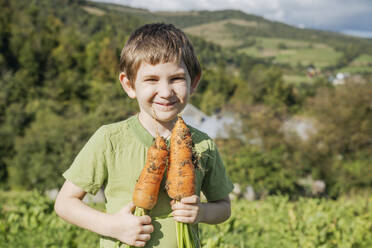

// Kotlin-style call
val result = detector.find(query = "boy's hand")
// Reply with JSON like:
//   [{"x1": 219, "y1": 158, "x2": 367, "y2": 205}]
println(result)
[
  {"x1": 108, "y1": 202, "x2": 154, "y2": 247},
  {"x1": 171, "y1": 195, "x2": 204, "y2": 224}
]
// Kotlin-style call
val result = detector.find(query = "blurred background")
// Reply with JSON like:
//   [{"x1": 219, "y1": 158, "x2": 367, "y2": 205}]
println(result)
[{"x1": 1, "y1": 0, "x2": 371, "y2": 247}]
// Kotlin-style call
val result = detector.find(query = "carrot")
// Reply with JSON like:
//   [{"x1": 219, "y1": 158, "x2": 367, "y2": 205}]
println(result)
[
  {"x1": 166, "y1": 116, "x2": 200, "y2": 248},
  {"x1": 119, "y1": 134, "x2": 168, "y2": 248},
  {"x1": 133, "y1": 134, "x2": 169, "y2": 210},
  {"x1": 166, "y1": 116, "x2": 195, "y2": 201}
]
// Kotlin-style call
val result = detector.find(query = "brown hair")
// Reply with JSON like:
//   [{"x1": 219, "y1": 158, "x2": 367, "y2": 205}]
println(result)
[{"x1": 119, "y1": 23, "x2": 201, "y2": 85}]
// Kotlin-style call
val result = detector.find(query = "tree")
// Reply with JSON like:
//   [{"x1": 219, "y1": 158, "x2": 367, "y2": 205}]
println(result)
[
  {"x1": 303, "y1": 80, "x2": 372, "y2": 195},
  {"x1": 8, "y1": 105, "x2": 95, "y2": 190}
]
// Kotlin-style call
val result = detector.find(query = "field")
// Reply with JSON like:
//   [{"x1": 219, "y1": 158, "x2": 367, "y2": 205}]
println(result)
[
  {"x1": 184, "y1": 19, "x2": 343, "y2": 69},
  {"x1": 184, "y1": 19, "x2": 257, "y2": 47},
  {"x1": 339, "y1": 54, "x2": 372, "y2": 74},
  {"x1": 239, "y1": 37, "x2": 342, "y2": 68},
  {"x1": 1, "y1": 191, "x2": 371, "y2": 247},
  {"x1": 283, "y1": 73, "x2": 314, "y2": 85}
]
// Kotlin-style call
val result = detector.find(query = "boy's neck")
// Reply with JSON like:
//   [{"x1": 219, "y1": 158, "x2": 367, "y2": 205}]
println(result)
[{"x1": 138, "y1": 112, "x2": 176, "y2": 140}]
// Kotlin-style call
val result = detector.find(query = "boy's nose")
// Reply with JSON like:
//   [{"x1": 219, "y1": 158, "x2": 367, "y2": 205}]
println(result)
[{"x1": 157, "y1": 81, "x2": 173, "y2": 98}]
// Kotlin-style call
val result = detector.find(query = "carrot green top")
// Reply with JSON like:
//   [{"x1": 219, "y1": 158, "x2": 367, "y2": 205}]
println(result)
[{"x1": 63, "y1": 114, "x2": 234, "y2": 248}]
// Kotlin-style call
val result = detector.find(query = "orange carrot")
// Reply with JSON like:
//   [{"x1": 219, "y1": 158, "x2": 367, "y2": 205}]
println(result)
[
  {"x1": 166, "y1": 116, "x2": 195, "y2": 201},
  {"x1": 133, "y1": 134, "x2": 169, "y2": 210},
  {"x1": 166, "y1": 116, "x2": 200, "y2": 248}
]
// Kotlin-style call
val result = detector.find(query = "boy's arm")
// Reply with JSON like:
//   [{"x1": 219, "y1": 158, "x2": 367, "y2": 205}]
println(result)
[
  {"x1": 199, "y1": 196, "x2": 231, "y2": 224},
  {"x1": 54, "y1": 180, "x2": 154, "y2": 247},
  {"x1": 171, "y1": 195, "x2": 231, "y2": 225}
]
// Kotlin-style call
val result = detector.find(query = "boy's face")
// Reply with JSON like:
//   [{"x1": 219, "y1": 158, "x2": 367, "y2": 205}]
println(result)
[{"x1": 120, "y1": 61, "x2": 200, "y2": 124}]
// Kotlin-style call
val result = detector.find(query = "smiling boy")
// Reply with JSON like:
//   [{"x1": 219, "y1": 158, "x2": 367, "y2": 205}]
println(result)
[{"x1": 54, "y1": 23, "x2": 234, "y2": 248}]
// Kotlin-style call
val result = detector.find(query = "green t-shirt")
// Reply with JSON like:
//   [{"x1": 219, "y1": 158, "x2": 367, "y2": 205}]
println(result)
[{"x1": 63, "y1": 114, "x2": 234, "y2": 248}]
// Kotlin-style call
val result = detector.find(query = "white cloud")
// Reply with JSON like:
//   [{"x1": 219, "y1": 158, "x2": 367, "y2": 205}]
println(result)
[{"x1": 91, "y1": 0, "x2": 372, "y2": 35}]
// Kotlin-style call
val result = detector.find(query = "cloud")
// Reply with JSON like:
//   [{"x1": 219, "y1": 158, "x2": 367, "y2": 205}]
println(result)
[
  {"x1": 91, "y1": 0, "x2": 372, "y2": 35},
  {"x1": 342, "y1": 30, "x2": 372, "y2": 38}
]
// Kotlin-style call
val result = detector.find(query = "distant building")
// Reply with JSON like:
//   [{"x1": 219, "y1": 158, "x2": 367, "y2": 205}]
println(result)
[
  {"x1": 181, "y1": 104, "x2": 241, "y2": 139},
  {"x1": 306, "y1": 65, "x2": 321, "y2": 78},
  {"x1": 282, "y1": 116, "x2": 316, "y2": 141},
  {"x1": 331, "y1": 72, "x2": 350, "y2": 85},
  {"x1": 182, "y1": 105, "x2": 318, "y2": 144}
]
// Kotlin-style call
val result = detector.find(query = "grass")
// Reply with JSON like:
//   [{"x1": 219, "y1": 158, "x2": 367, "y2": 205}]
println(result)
[
  {"x1": 239, "y1": 37, "x2": 342, "y2": 68},
  {"x1": 340, "y1": 54, "x2": 372, "y2": 74},
  {"x1": 82, "y1": 6, "x2": 106, "y2": 16},
  {"x1": 184, "y1": 19, "x2": 258, "y2": 47},
  {"x1": 352, "y1": 54, "x2": 372, "y2": 64},
  {"x1": 276, "y1": 47, "x2": 341, "y2": 68},
  {"x1": 283, "y1": 73, "x2": 314, "y2": 84},
  {"x1": 338, "y1": 66, "x2": 372, "y2": 74}
]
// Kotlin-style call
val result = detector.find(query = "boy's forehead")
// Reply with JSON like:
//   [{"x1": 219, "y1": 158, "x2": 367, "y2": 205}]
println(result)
[{"x1": 137, "y1": 60, "x2": 189, "y2": 76}]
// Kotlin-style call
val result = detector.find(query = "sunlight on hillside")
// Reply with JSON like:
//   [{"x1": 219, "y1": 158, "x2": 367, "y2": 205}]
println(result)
[{"x1": 185, "y1": 19, "x2": 259, "y2": 47}]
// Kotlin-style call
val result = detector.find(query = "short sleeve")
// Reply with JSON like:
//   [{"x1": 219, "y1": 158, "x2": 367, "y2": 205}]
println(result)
[
  {"x1": 63, "y1": 126, "x2": 109, "y2": 195},
  {"x1": 201, "y1": 141, "x2": 234, "y2": 202}
]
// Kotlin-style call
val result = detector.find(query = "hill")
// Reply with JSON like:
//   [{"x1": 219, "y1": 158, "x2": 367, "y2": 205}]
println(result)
[{"x1": 88, "y1": 1, "x2": 372, "y2": 77}]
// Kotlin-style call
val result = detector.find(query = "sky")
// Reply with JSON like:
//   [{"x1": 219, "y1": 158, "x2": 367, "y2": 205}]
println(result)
[{"x1": 91, "y1": 0, "x2": 372, "y2": 38}]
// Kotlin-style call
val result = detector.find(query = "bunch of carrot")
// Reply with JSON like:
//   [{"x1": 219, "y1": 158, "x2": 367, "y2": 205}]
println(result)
[{"x1": 125, "y1": 116, "x2": 199, "y2": 248}]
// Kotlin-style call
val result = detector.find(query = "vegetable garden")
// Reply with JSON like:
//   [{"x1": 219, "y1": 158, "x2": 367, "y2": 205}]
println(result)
[{"x1": 1, "y1": 191, "x2": 371, "y2": 247}]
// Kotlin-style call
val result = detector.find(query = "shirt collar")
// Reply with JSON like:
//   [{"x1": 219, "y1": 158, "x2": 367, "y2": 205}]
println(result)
[{"x1": 128, "y1": 114, "x2": 155, "y2": 148}]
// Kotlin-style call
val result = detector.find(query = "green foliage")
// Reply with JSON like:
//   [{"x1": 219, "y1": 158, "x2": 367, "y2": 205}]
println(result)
[
  {"x1": 307, "y1": 82, "x2": 372, "y2": 155},
  {"x1": 8, "y1": 105, "x2": 93, "y2": 190},
  {"x1": 329, "y1": 153, "x2": 372, "y2": 196},
  {"x1": 0, "y1": 191, "x2": 99, "y2": 247},
  {"x1": 332, "y1": 44, "x2": 362, "y2": 70},
  {"x1": 277, "y1": 42, "x2": 287, "y2": 50},
  {"x1": 2, "y1": 192, "x2": 371, "y2": 247},
  {"x1": 0, "y1": 0, "x2": 141, "y2": 189},
  {"x1": 224, "y1": 145, "x2": 297, "y2": 195},
  {"x1": 201, "y1": 196, "x2": 372, "y2": 248},
  {"x1": 226, "y1": 65, "x2": 372, "y2": 196},
  {"x1": 238, "y1": 65, "x2": 296, "y2": 109},
  {"x1": 194, "y1": 63, "x2": 237, "y2": 114},
  {"x1": 302, "y1": 81, "x2": 372, "y2": 196}
]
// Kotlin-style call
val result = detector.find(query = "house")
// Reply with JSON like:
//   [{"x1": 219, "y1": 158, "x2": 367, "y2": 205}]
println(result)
[
  {"x1": 282, "y1": 116, "x2": 316, "y2": 141},
  {"x1": 181, "y1": 104, "x2": 241, "y2": 139},
  {"x1": 333, "y1": 72, "x2": 346, "y2": 85}
]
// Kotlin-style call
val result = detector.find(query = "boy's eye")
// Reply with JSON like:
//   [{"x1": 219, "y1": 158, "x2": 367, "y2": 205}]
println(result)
[
  {"x1": 145, "y1": 78, "x2": 157, "y2": 82},
  {"x1": 172, "y1": 77, "x2": 185, "y2": 82}
]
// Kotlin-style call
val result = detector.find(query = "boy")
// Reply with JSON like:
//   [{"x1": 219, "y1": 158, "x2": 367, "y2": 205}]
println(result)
[{"x1": 54, "y1": 23, "x2": 234, "y2": 248}]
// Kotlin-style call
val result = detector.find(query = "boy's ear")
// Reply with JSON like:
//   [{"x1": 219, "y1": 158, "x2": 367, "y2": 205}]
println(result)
[
  {"x1": 119, "y1": 72, "x2": 136, "y2": 99},
  {"x1": 190, "y1": 72, "x2": 202, "y2": 95}
]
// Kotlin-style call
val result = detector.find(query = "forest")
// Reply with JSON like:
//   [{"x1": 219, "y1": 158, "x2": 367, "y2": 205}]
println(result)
[{"x1": 0, "y1": 0, "x2": 371, "y2": 246}]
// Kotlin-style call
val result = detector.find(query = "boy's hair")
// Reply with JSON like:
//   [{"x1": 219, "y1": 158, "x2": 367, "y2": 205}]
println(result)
[{"x1": 119, "y1": 23, "x2": 201, "y2": 85}]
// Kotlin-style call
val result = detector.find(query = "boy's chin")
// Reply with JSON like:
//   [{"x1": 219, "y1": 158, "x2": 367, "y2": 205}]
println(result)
[
  {"x1": 146, "y1": 107, "x2": 181, "y2": 122},
  {"x1": 153, "y1": 111, "x2": 179, "y2": 123}
]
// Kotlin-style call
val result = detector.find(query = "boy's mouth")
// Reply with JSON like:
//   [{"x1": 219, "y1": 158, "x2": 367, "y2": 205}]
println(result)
[
  {"x1": 153, "y1": 101, "x2": 178, "y2": 110},
  {"x1": 154, "y1": 101, "x2": 177, "y2": 106}
]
